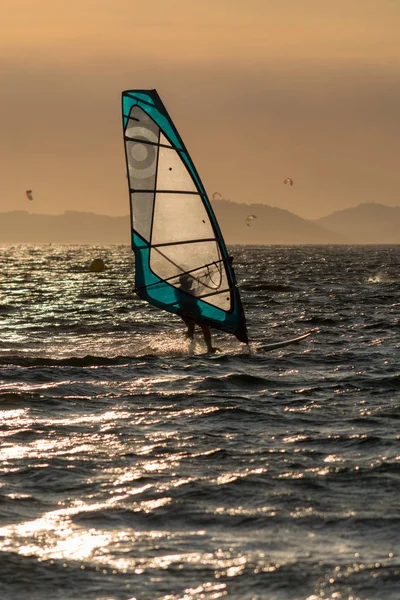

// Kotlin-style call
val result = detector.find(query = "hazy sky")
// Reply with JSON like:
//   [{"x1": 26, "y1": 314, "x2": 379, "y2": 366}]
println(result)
[{"x1": 1, "y1": 0, "x2": 399, "y2": 219}]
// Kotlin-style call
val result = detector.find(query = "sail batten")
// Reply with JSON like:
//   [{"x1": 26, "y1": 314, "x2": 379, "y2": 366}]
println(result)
[
  {"x1": 129, "y1": 189, "x2": 201, "y2": 196},
  {"x1": 150, "y1": 238, "x2": 217, "y2": 249},
  {"x1": 122, "y1": 89, "x2": 248, "y2": 344},
  {"x1": 124, "y1": 137, "x2": 173, "y2": 150}
]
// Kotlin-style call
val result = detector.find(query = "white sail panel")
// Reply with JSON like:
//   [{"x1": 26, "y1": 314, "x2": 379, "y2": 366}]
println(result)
[
  {"x1": 159, "y1": 132, "x2": 173, "y2": 147},
  {"x1": 157, "y1": 147, "x2": 197, "y2": 192},
  {"x1": 203, "y1": 291, "x2": 231, "y2": 311},
  {"x1": 152, "y1": 193, "x2": 214, "y2": 245}
]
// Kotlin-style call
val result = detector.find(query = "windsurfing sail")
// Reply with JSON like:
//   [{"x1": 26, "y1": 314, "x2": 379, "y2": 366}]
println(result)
[{"x1": 122, "y1": 89, "x2": 248, "y2": 344}]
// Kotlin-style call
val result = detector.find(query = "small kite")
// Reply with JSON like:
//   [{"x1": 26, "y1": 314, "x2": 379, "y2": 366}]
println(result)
[
  {"x1": 212, "y1": 192, "x2": 222, "y2": 200},
  {"x1": 245, "y1": 214, "x2": 257, "y2": 227},
  {"x1": 284, "y1": 178, "x2": 293, "y2": 186},
  {"x1": 25, "y1": 190, "x2": 33, "y2": 201}
]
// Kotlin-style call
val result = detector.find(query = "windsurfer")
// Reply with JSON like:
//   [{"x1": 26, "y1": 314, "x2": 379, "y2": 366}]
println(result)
[{"x1": 178, "y1": 272, "x2": 218, "y2": 353}]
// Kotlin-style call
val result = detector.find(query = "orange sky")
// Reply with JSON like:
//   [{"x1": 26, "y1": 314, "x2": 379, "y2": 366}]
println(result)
[{"x1": 1, "y1": 0, "x2": 400, "y2": 219}]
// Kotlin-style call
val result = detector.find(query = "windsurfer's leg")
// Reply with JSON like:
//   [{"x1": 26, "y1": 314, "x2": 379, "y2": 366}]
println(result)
[
  {"x1": 200, "y1": 324, "x2": 217, "y2": 353},
  {"x1": 182, "y1": 316, "x2": 195, "y2": 339}
]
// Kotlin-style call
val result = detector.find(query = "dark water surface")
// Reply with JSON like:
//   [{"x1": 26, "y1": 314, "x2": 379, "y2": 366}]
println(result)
[{"x1": 0, "y1": 244, "x2": 399, "y2": 600}]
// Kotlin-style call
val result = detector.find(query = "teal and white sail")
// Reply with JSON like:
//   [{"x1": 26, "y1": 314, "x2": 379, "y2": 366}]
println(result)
[{"x1": 122, "y1": 89, "x2": 248, "y2": 344}]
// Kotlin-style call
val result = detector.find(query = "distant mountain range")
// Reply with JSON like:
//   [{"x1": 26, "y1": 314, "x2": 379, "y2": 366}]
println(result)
[
  {"x1": 0, "y1": 202, "x2": 399, "y2": 244},
  {"x1": 212, "y1": 201, "x2": 344, "y2": 244},
  {"x1": 314, "y1": 203, "x2": 400, "y2": 244}
]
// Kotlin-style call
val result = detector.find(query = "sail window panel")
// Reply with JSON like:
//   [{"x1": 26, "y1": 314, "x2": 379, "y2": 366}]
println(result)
[
  {"x1": 156, "y1": 147, "x2": 197, "y2": 192},
  {"x1": 166, "y1": 260, "x2": 227, "y2": 294},
  {"x1": 180, "y1": 256, "x2": 229, "y2": 298},
  {"x1": 191, "y1": 263, "x2": 231, "y2": 310},
  {"x1": 150, "y1": 240, "x2": 231, "y2": 309},
  {"x1": 150, "y1": 240, "x2": 222, "y2": 282},
  {"x1": 152, "y1": 193, "x2": 214, "y2": 245},
  {"x1": 130, "y1": 192, "x2": 154, "y2": 241}
]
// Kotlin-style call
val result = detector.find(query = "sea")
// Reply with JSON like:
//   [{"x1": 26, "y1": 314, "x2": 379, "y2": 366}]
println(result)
[{"x1": 0, "y1": 244, "x2": 399, "y2": 600}]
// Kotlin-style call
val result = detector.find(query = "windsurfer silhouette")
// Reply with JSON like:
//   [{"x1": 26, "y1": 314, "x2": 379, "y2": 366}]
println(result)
[{"x1": 178, "y1": 272, "x2": 218, "y2": 353}]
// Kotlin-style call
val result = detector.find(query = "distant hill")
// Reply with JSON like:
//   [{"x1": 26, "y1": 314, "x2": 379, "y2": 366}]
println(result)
[
  {"x1": 0, "y1": 203, "x2": 344, "y2": 245},
  {"x1": 0, "y1": 211, "x2": 128, "y2": 244},
  {"x1": 212, "y1": 200, "x2": 344, "y2": 244},
  {"x1": 315, "y1": 203, "x2": 400, "y2": 244}
]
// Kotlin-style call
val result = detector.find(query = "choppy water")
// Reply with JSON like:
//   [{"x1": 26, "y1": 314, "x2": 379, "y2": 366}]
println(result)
[{"x1": 0, "y1": 244, "x2": 399, "y2": 600}]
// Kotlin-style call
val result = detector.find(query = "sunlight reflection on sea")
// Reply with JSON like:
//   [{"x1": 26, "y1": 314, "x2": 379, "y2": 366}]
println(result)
[{"x1": 0, "y1": 244, "x2": 399, "y2": 599}]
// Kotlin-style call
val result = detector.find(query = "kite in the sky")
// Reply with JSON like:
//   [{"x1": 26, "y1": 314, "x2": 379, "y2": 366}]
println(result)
[
  {"x1": 212, "y1": 192, "x2": 222, "y2": 200},
  {"x1": 284, "y1": 178, "x2": 293, "y2": 186},
  {"x1": 25, "y1": 190, "x2": 33, "y2": 200},
  {"x1": 245, "y1": 214, "x2": 257, "y2": 227}
]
